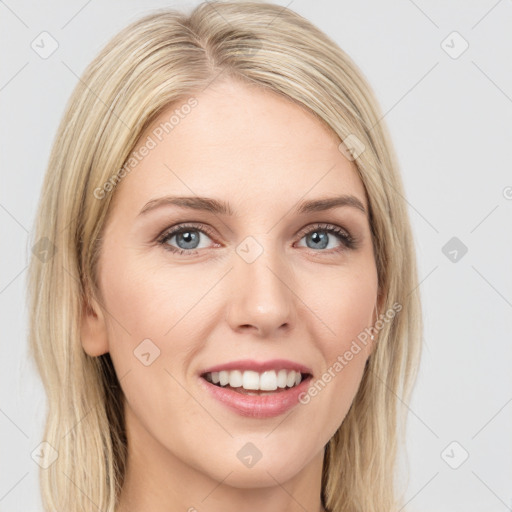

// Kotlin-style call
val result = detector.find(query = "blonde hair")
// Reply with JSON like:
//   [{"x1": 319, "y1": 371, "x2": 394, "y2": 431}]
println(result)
[{"x1": 27, "y1": 2, "x2": 423, "y2": 511}]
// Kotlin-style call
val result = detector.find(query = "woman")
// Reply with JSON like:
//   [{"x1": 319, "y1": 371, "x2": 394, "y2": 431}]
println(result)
[{"x1": 27, "y1": 1, "x2": 423, "y2": 511}]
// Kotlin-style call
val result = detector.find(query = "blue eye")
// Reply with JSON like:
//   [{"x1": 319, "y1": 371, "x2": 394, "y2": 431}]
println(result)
[
  {"x1": 158, "y1": 222, "x2": 357, "y2": 256},
  {"x1": 158, "y1": 223, "x2": 215, "y2": 255},
  {"x1": 297, "y1": 224, "x2": 356, "y2": 251}
]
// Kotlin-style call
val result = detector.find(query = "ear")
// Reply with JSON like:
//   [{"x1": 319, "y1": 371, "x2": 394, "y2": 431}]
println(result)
[{"x1": 80, "y1": 292, "x2": 109, "y2": 357}]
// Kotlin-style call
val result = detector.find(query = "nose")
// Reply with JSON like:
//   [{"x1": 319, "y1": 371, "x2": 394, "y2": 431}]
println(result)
[{"x1": 226, "y1": 239, "x2": 297, "y2": 338}]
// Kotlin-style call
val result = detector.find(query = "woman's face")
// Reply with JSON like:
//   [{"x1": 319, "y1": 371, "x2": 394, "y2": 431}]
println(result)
[{"x1": 82, "y1": 78, "x2": 379, "y2": 490}]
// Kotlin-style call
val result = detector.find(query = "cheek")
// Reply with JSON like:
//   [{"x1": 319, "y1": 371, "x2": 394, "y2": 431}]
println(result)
[
  {"x1": 97, "y1": 254, "x2": 202, "y2": 438},
  {"x1": 99, "y1": 249, "x2": 209, "y2": 341},
  {"x1": 298, "y1": 265, "x2": 376, "y2": 432},
  {"x1": 311, "y1": 261, "x2": 378, "y2": 345},
  {"x1": 97, "y1": 249, "x2": 220, "y2": 409}
]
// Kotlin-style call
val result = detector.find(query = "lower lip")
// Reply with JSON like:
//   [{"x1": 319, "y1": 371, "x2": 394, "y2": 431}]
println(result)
[{"x1": 198, "y1": 375, "x2": 312, "y2": 419}]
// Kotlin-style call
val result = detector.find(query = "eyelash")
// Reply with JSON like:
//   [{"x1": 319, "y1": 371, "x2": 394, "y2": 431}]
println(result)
[{"x1": 156, "y1": 222, "x2": 358, "y2": 256}]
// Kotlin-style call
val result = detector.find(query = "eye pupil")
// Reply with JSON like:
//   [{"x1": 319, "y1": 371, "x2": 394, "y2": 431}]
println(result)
[
  {"x1": 177, "y1": 230, "x2": 200, "y2": 249},
  {"x1": 307, "y1": 231, "x2": 328, "y2": 250}
]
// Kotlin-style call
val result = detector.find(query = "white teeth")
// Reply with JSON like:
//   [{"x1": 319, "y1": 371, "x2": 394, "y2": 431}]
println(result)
[
  {"x1": 204, "y1": 369, "x2": 305, "y2": 391},
  {"x1": 242, "y1": 370, "x2": 260, "y2": 390},
  {"x1": 219, "y1": 370, "x2": 229, "y2": 386},
  {"x1": 229, "y1": 370, "x2": 243, "y2": 388},
  {"x1": 286, "y1": 370, "x2": 297, "y2": 388},
  {"x1": 277, "y1": 369, "x2": 288, "y2": 388},
  {"x1": 260, "y1": 371, "x2": 278, "y2": 391}
]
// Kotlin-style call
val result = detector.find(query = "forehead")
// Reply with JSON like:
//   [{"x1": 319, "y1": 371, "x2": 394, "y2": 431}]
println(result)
[{"x1": 114, "y1": 78, "x2": 367, "y2": 214}]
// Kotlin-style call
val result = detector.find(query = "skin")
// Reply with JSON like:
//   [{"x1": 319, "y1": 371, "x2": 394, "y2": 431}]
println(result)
[{"x1": 81, "y1": 78, "x2": 381, "y2": 512}]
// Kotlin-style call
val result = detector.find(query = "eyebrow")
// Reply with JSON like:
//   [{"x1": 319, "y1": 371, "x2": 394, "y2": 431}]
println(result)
[{"x1": 138, "y1": 194, "x2": 367, "y2": 217}]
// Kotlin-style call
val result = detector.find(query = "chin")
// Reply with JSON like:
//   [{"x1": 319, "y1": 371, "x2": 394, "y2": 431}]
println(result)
[{"x1": 195, "y1": 447, "x2": 311, "y2": 488}]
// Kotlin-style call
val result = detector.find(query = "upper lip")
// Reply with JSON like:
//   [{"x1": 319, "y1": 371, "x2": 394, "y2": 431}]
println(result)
[{"x1": 199, "y1": 359, "x2": 313, "y2": 376}]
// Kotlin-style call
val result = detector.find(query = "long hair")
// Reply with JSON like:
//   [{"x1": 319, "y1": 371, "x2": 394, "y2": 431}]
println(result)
[{"x1": 27, "y1": 2, "x2": 423, "y2": 511}]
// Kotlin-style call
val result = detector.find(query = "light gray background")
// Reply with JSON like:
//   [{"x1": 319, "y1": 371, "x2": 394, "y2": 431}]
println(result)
[{"x1": 1, "y1": 1, "x2": 511, "y2": 511}]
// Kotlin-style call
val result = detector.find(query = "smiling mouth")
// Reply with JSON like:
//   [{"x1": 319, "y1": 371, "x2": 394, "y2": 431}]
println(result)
[{"x1": 201, "y1": 370, "x2": 312, "y2": 396}]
